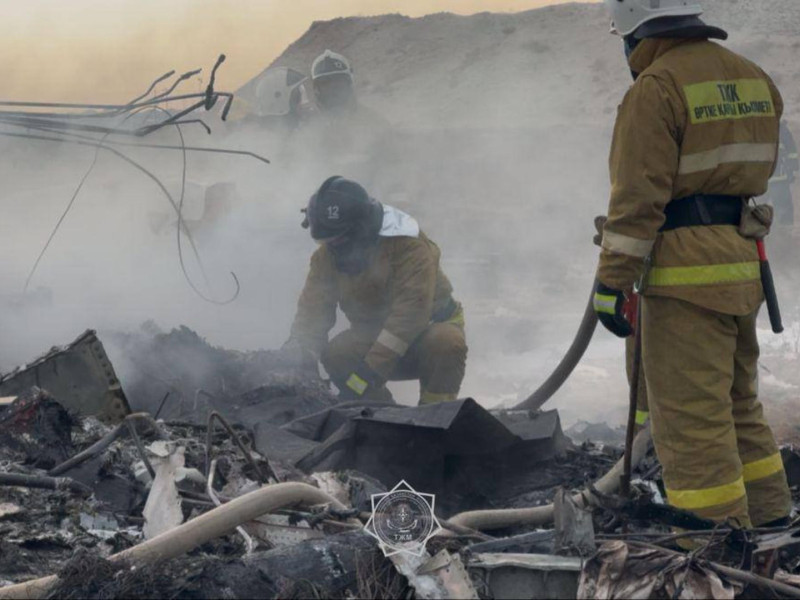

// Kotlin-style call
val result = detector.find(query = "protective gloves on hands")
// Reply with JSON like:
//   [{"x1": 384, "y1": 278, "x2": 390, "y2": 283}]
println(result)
[
  {"x1": 344, "y1": 361, "x2": 384, "y2": 399},
  {"x1": 593, "y1": 282, "x2": 635, "y2": 338},
  {"x1": 592, "y1": 215, "x2": 637, "y2": 337}
]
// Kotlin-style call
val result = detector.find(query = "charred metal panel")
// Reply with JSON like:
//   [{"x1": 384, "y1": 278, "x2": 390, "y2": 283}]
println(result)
[{"x1": 0, "y1": 330, "x2": 130, "y2": 423}]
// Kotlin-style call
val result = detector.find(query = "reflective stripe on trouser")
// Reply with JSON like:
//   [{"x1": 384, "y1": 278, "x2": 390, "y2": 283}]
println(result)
[
  {"x1": 642, "y1": 295, "x2": 791, "y2": 526},
  {"x1": 320, "y1": 322, "x2": 467, "y2": 406}
]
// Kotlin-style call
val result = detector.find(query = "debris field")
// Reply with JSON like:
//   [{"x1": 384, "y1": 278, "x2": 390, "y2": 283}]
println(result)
[{"x1": 1, "y1": 328, "x2": 800, "y2": 599}]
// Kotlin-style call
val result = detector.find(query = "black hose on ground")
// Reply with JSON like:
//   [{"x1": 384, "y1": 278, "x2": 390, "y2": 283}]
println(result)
[
  {"x1": 512, "y1": 280, "x2": 599, "y2": 411},
  {"x1": 0, "y1": 472, "x2": 92, "y2": 496}
]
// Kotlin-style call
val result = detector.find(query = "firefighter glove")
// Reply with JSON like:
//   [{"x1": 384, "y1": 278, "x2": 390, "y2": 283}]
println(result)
[
  {"x1": 593, "y1": 282, "x2": 634, "y2": 338},
  {"x1": 344, "y1": 362, "x2": 384, "y2": 398}
]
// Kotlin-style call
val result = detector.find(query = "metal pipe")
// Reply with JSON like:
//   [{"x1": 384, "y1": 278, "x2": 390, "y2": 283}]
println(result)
[
  {"x1": 125, "y1": 70, "x2": 176, "y2": 106},
  {"x1": 148, "y1": 69, "x2": 202, "y2": 103},
  {"x1": 205, "y1": 411, "x2": 271, "y2": 483}
]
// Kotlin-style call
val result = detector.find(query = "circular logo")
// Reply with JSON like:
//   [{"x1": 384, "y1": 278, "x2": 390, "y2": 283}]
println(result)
[
  {"x1": 374, "y1": 491, "x2": 433, "y2": 546},
  {"x1": 365, "y1": 481, "x2": 441, "y2": 556}
]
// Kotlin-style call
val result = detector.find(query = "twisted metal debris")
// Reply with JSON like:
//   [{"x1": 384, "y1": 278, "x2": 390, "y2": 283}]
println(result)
[{"x1": 0, "y1": 54, "x2": 270, "y2": 304}]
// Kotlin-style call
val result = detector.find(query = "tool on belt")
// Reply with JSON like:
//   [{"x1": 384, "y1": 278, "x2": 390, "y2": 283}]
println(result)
[
  {"x1": 756, "y1": 238, "x2": 783, "y2": 333},
  {"x1": 660, "y1": 194, "x2": 783, "y2": 334}
]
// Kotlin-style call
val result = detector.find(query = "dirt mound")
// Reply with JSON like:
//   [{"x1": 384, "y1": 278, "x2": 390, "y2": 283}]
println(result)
[{"x1": 240, "y1": 1, "x2": 800, "y2": 130}]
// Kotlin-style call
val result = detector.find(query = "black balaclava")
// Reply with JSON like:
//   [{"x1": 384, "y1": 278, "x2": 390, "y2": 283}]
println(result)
[
  {"x1": 304, "y1": 176, "x2": 384, "y2": 275},
  {"x1": 624, "y1": 35, "x2": 642, "y2": 80},
  {"x1": 327, "y1": 201, "x2": 383, "y2": 275}
]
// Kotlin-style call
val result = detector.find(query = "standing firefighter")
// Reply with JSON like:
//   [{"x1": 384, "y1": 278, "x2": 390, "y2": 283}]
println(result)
[
  {"x1": 285, "y1": 176, "x2": 467, "y2": 405},
  {"x1": 595, "y1": 0, "x2": 791, "y2": 527}
]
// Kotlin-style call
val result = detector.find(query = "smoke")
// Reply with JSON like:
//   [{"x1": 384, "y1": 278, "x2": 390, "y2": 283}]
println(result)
[{"x1": 0, "y1": 0, "x2": 797, "y2": 427}]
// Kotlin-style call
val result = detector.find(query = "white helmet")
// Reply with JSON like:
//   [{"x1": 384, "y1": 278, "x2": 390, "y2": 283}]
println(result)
[
  {"x1": 254, "y1": 67, "x2": 307, "y2": 116},
  {"x1": 311, "y1": 50, "x2": 353, "y2": 81},
  {"x1": 603, "y1": 0, "x2": 703, "y2": 37}
]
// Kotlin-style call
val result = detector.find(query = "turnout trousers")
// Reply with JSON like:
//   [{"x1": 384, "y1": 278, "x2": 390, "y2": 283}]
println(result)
[
  {"x1": 321, "y1": 321, "x2": 467, "y2": 405},
  {"x1": 642, "y1": 295, "x2": 791, "y2": 527}
]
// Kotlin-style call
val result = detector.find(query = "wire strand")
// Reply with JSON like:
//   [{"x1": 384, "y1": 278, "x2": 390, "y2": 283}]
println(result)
[{"x1": 16, "y1": 108, "x2": 239, "y2": 304}]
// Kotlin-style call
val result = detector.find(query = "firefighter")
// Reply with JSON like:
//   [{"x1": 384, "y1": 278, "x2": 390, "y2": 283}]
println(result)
[
  {"x1": 284, "y1": 176, "x2": 467, "y2": 405},
  {"x1": 766, "y1": 121, "x2": 799, "y2": 225},
  {"x1": 296, "y1": 50, "x2": 393, "y2": 193},
  {"x1": 594, "y1": 0, "x2": 792, "y2": 527},
  {"x1": 311, "y1": 50, "x2": 357, "y2": 114}
]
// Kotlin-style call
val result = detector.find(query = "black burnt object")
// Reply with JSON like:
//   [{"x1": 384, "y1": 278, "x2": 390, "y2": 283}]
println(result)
[
  {"x1": 0, "y1": 388, "x2": 76, "y2": 469},
  {"x1": 0, "y1": 330, "x2": 130, "y2": 423},
  {"x1": 254, "y1": 398, "x2": 570, "y2": 515}
]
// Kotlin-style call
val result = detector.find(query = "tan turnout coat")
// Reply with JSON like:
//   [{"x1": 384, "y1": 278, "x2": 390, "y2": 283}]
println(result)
[
  {"x1": 598, "y1": 38, "x2": 782, "y2": 315},
  {"x1": 290, "y1": 232, "x2": 456, "y2": 379}
]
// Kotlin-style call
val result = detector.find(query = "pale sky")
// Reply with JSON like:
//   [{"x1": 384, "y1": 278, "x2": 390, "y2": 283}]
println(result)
[{"x1": 1, "y1": 0, "x2": 598, "y2": 102}]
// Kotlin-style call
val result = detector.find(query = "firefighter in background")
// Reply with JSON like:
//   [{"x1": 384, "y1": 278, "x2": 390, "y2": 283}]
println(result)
[
  {"x1": 252, "y1": 67, "x2": 309, "y2": 129},
  {"x1": 594, "y1": 0, "x2": 791, "y2": 527},
  {"x1": 311, "y1": 50, "x2": 357, "y2": 114},
  {"x1": 766, "y1": 121, "x2": 799, "y2": 225},
  {"x1": 302, "y1": 50, "x2": 398, "y2": 206},
  {"x1": 308, "y1": 50, "x2": 390, "y2": 129},
  {"x1": 284, "y1": 176, "x2": 467, "y2": 405},
  {"x1": 225, "y1": 67, "x2": 310, "y2": 135}
]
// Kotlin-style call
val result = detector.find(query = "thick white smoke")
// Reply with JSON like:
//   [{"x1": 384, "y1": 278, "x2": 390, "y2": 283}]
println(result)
[{"x1": 0, "y1": 0, "x2": 797, "y2": 429}]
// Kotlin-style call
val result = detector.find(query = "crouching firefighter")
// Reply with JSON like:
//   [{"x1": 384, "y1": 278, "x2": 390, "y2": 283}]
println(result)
[
  {"x1": 594, "y1": 0, "x2": 792, "y2": 528},
  {"x1": 283, "y1": 176, "x2": 467, "y2": 405}
]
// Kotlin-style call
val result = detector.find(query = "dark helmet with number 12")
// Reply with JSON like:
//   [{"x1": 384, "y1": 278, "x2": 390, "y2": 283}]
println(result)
[{"x1": 302, "y1": 176, "x2": 383, "y2": 243}]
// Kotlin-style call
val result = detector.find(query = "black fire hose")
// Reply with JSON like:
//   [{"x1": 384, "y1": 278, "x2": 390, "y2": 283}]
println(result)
[
  {"x1": 0, "y1": 472, "x2": 91, "y2": 496},
  {"x1": 512, "y1": 280, "x2": 599, "y2": 411}
]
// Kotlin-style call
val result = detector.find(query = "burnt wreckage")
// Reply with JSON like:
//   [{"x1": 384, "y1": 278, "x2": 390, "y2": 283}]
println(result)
[{"x1": 2, "y1": 328, "x2": 800, "y2": 599}]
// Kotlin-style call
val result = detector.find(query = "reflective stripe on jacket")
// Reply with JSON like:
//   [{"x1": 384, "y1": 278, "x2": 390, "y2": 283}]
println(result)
[
  {"x1": 598, "y1": 38, "x2": 783, "y2": 315},
  {"x1": 290, "y1": 231, "x2": 457, "y2": 379}
]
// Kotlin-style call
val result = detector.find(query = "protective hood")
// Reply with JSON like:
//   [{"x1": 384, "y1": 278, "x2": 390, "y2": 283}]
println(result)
[
  {"x1": 633, "y1": 15, "x2": 728, "y2": 41},
  {"x1": 628, "y1": 38, "x2": 690, "y2": 74},
  {"x1": 379, "y1": 205, "x2": 420, "y2": 238}
]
